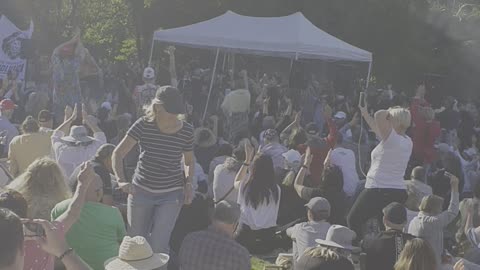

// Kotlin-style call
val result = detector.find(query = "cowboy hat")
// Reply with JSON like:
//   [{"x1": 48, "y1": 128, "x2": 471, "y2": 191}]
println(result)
[
  {"x1": 315, "y1": 225, "x2": 358, "y2": 251},
  {"x1": 61, "y1": 126, "x2": 95, "y2": 144},
  {"x1": 104, "y1": 236, "x2": 169, "y2": 270},
  {"x1": 194, "y1": 127, "x2": 217, "y2": 148}
]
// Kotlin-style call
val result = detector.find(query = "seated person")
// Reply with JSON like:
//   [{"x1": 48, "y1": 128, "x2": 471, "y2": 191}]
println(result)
[
  {"x1": 362, "y1": 202, "x2": 416, "y2": 270},
  {"x1": 51, "y1": 172, "x2": 126, "y2": 270},
  {"x1": 295, "y1": 246, "x2": 354, "y2": 270},
  {"x1": 287, "y1": 197, "x2": 332, "y2": 261}
]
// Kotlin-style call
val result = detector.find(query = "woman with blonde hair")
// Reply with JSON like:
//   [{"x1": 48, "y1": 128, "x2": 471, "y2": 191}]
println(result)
[
  {"x1": 7, "y1": 157, "x2": 71, "y2": 220},
  {"x1": 394, "y1": 238, "x2": 437, "y2": 270},
  {"x1": 112, "y1": 86, "x2": 195, "y2": 254},
  {"x1": 347, "y1": 101, "x2": 413, "y2": 238}
]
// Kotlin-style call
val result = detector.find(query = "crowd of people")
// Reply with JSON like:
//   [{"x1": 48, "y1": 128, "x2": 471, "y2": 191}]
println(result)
[{"x1": 2, "y1": 44, "x2": 480, "y2": 270}]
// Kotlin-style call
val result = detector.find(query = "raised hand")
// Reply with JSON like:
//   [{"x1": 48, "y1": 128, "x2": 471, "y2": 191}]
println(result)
[
  {"x1": 294, "y1": 111, "x2": 302, "y2": 124},
  {"x1": 24, "y1": 219, "x2": 70, "y2": 257},
  {"x1": 245, "y1": 140, "x2": 254, "y2": 162},
  {"x1": 77, "y1": 161, "x2": 94, "y2": 187},
  {"x1": 445, "y1": 171, "x2": 459, "y2": 187},
  {"x1": 304, "y1": 147, "x2": 313, "y2": 167},
  {"x1": 81, "y1": 103, "x2": 88, "y2": 124}
]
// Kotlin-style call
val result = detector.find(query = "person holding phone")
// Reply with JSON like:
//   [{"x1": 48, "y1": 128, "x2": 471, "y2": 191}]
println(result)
[
  {"x1": 347, "y1": 92, "x2": 412, "y2": 239},
  {"x1": 1, "y1": 161, "x2": 95, "y2": 270}
]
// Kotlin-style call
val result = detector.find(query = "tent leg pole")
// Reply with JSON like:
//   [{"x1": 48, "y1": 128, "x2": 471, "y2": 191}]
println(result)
[
  {"x1": 222, "y1": 52, "x2": 227, "y2": 71},
  {"x1": 202, "y1": 48, "x2": 220, "y2": 123},
  {"x1": 148, "y1": 37, "x2": 155, "y2": 67},
  {"x1": 365, "y1": 61, "x2": 372, "y2": 90}
]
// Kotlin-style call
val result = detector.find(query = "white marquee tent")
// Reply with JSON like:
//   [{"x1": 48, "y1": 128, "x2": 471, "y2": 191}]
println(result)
[
  {"x1": 151, "y1": 11, "x2": 373, "y2": 120},
  {"x1": 152, "y1": 11, "x2": 372, "y2": 63}
]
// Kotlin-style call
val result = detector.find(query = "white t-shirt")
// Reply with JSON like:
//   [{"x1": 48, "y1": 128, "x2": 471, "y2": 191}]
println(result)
[
  {"x1": 237, "y1": 180, "x2": 281, "y2": 230},
  {"x1": 213, "y1": 164, "x2": 238, "y2": 203},
  {"x1": 329, "y1": 147, "x2": 360, "y2": 197},
  {"x1": 365, "y1": 129, "x2": 412, "y2": 189}
]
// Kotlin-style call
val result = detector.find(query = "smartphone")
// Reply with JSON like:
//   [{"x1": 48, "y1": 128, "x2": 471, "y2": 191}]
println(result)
[{"x1": 24, "y1": 222, "x2": 45, "y2": 237}]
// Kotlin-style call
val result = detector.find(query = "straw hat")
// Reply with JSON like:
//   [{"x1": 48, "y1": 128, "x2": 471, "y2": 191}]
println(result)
[{"x1": 104, "y1": 236, "x2": 169, "y2": 270}]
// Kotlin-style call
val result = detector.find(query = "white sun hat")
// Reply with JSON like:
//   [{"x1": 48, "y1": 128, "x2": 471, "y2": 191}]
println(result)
[{"x1": 104, "y1": 236, "x2": 169, "y2": 270}]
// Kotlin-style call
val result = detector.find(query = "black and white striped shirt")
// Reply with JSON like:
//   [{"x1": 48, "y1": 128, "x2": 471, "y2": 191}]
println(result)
[{"x1": 127, "y1": 118, "x2": 194, "y2": 192}]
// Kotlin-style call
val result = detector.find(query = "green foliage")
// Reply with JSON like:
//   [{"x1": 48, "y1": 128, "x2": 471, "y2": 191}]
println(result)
[{"x1": 5, "y1": 0, "x2": 480, "y2": 96}]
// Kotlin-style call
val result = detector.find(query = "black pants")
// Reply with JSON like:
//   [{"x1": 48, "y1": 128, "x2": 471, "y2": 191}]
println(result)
[
  {"x1": 235, "y1": 223, "x2": 276, "y2": 255},
  {"x1": 347, "y1": 188, "x2": 407, "y2": 239}
]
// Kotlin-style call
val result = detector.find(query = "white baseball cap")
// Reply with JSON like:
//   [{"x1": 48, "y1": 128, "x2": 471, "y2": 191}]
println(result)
[
  {"x1": 334, "y1": 111, "x2": 347, "y2": 119},
  {"x1": 143, "y1": 67, "x2": 155, "y2": 80}
]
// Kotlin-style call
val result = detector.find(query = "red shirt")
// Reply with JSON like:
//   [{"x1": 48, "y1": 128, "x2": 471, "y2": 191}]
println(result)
[
  {"x1": 410, "y1": 98, "x2": 440, "y2": 164},
  {"x1": 297, "y1": 118, "x2": 337, "y2": 187}
]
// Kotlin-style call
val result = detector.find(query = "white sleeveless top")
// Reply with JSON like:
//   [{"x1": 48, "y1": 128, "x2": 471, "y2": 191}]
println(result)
[{"x1": 365, "y1": 129, "x2": 412, "y2": 189}]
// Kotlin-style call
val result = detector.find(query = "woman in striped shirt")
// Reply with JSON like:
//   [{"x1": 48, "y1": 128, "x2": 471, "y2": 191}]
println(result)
[{"x1": 112, "y1": 86, "x2": 195, "y2": 254}]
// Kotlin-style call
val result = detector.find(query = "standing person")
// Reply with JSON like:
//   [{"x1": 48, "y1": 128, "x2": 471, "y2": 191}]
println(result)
[
  {"x1": 178, "y1": 201, "x2": 251, "y2": 270},
  {"x1": 112, "y1": 86, "x2": 194, "y2": 254},
  {"x1": 347, "y1": 101, "x2": 412, "y2": 238},
  {"x1": 408, "y1": 172, "x2": 460, "y2": 264},
  {"x1": 221, "y1": 70, "x2": 250, "y2": 142},
  {"x1": 132, "y1": 67, "x2": 159, "y2": 118},
  {"x1": 325, "y1": 134, "x2": 360, "y2": 199},
  {"x1": 0, "y1": 99, "x2": 18, "y2": 157},
  {"x1": 8, "y1": 116, "x2": 52, "y2": 177},
  {"x1": 362, "y1": 202, "x2": 416, "y2": 270},
  {"x1": 234, "y1": 141, "x2": 281, "y2": 254},
  {"x1": 296, "y1": 105, "x2": 337, "y2": 187},
  {"x1": 51, "y1": 104, "x2": 107, "y2": 178}
]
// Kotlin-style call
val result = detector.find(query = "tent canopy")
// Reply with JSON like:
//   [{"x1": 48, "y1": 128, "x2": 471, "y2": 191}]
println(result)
[{"x1": 153, "y1": 11, "x2": 372, "y2": 63}]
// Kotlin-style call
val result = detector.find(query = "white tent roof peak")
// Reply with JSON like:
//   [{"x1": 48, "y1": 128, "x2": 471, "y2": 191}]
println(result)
[{"x1": 153, "y1": 10, "x2": 372, "y2": 62}]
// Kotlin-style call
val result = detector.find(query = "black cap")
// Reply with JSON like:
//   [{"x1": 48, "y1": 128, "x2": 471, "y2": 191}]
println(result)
[
  {"x1": 153, "y1": 86, "x2": 185, "y2": 115},
  {"x1": 383, "y1": 202, "x2": 407, "y2": 225}
]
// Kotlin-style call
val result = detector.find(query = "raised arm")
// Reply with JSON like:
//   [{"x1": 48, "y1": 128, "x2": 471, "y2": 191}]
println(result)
[
  {"x1": 183, "y1": 150, "x2": 195, "y2": 205},
  {"x1": 167, "y1": 46, "x2": 178, "y2": 88},
  {"x1": 54, "y1": 105, "x2": 78, "y2": 136},
  {"x1": 438, "y1": 172, "x2": 460, "y2": 227},
  {"x1": 465, "y1": 201, "x2": 474, "y2": 236},
  {"x1": 323, "y1": 105, "x2": 337, "y2": 148},
  {"x1": 7, "y1": 143, "x2": 19, "y2": 177},
  {"x1": 280, "y1": 111, "x2": 301, "y2": 144},
  {"x1": 358, "y1": 95, "x2": 382, "y2": 138},
  {"x1": 29, "y1": 219, "x2": 93, "y2": 270},
  {"x1": 374, "y1": 110, "x2": 392, "y2": 140},
  {"x1": 294, "y1": 147, "x2": 313, "y2": 200},
  {"x1": 55, "y1": 162, "x2": 94, "y2": 232},
  {"x1": 234, "y1": 141, "x2": 254, "y2": 184}
]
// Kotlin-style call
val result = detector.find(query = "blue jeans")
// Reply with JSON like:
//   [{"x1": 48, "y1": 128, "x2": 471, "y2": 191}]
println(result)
[{"x1": 127, "y1": 186, "x2": 184, "y2": 254}]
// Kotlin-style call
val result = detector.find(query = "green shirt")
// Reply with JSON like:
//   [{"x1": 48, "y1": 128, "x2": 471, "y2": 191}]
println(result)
[{"x1": 51, "y1": 200, "x2": 126, "y2": 270}]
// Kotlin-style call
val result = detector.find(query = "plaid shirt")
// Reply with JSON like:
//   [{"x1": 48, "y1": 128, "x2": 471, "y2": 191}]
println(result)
[{"x1": 179, "y1": 225, "x2": 251, "y2": 270}]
